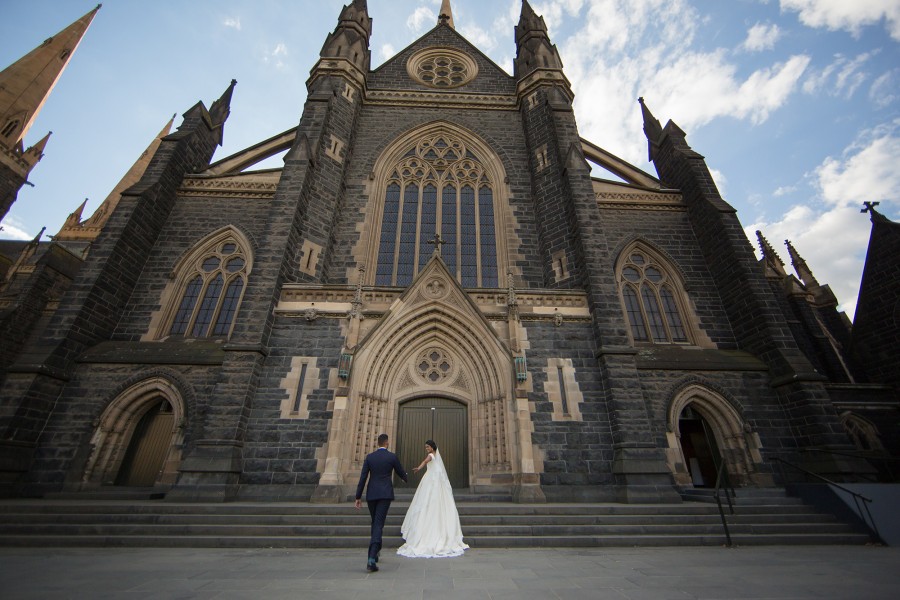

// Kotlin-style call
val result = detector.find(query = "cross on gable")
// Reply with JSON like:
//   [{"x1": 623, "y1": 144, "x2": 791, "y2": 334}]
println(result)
[
  {"x1": 427, "y1": 233, "x2": 444, "y2": 257},
  {"x1": 861, "y1": 201, "x2": 881, "y2": 214}
]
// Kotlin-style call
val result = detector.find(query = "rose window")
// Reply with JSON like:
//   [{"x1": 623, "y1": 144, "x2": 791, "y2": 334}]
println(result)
[{"x1": 407, "y1": 48, "x2": 477, "y2": 89}]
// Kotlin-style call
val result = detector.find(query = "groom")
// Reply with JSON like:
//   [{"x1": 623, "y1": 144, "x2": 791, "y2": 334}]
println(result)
[{"x1": 355, "y1": 433, "x2": 407, "y2": 572}]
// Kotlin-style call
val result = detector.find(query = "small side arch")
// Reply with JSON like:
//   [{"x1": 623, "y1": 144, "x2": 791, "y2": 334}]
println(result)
[
  {"x1": 81, "y1": 374, "x2": 188, "y2": 488},
  {"x1": 665, "y1": 383, "x2": 770, "y2": 488}
]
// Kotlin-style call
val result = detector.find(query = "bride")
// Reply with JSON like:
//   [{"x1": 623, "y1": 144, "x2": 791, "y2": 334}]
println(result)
[{"x1": 397, "y1": 440, "x2": 468, "y2": 558}]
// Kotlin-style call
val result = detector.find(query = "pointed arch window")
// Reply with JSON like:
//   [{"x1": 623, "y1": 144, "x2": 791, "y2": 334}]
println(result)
[
  {"x1": 168, "y1": 239, "x2": 248, "y2": 338},
  {"x1": 618, "y1": 248, "x2": 690, "y2": 344},
  {"x1": 375, "y1": 134, "x2": 499, "y2": 288}
]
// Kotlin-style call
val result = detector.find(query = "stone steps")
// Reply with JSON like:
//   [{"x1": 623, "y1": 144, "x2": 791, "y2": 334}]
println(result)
[
  {"x1": 679, "y1": 487, "x2": 805, "y2": 505},
  {"x1": 0, "y1": 511, "x2": 840, "y2": 526},
  {"x1": 0, "y1": 498, "x2": 872, "y2": 548}
]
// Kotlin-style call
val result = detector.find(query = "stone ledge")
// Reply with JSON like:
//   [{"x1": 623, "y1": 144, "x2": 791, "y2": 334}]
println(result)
[
  {"x1": 76, "y1": 340, "x2": 226, "y2": 365},
  {"x1": 635, "y1": 347, "x2": 768, "y2": 371}
]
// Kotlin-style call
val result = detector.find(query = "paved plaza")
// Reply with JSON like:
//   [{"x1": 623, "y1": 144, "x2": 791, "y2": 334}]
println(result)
[{"x1": 1, "y1": 544, "x2": 898, "y2": 599}]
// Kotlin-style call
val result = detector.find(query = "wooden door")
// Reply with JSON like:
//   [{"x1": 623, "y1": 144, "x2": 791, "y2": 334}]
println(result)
[
  {"x1": 116, "y1": 400, "x2": 174, "y2": 487},
  {"x1": 397, "y1": 398, "x2": 468, "y2": 488}
]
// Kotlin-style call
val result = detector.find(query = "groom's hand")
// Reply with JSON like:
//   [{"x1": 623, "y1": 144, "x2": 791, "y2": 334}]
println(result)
[{"x1": 354, "y1": 499, "x2": 361, "y2": 509}]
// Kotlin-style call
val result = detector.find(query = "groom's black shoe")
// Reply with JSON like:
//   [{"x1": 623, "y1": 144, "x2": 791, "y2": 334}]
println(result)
[{"x1": 366, "y1": 559, "x2": 379, "y2": 572}]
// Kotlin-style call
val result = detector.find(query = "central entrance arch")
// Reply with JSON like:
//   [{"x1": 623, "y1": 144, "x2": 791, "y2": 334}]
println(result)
[{"x1": 397, "y1": 398, "x2": 469, "y2": 489}]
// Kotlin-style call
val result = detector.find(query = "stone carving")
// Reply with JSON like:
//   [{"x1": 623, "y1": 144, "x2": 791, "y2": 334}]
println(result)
[
  {"x1": 416, "y1": 347, "x2": 455, "y2": 383},
  {"x1": 424, "y1": 278, "x2": 448, "y2": 300}
]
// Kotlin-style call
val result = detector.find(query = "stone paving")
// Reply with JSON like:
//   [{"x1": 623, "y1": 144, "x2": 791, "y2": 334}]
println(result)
[{"x1": 1, "y1": 545, "x2": 898, "y2": 599}]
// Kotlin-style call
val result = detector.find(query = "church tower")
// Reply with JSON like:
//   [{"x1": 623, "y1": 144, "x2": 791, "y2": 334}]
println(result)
[{"x1": 0, "y1": 5, "x2": 100, "y2": 222}]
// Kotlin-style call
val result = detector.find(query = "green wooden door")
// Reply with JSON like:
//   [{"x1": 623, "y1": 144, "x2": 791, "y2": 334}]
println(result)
[
  {"x1": 397, "y1": 398, "x2": 468, "y2": 489},
  {"x1": 116, "y1": 400, "x2": 174, "y2": 487}
]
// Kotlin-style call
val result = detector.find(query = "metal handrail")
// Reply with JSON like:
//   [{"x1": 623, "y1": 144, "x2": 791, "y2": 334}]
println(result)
[
  {"x1": 713, "y1": 459, "x2": 735, "y2": 547},
  {"x1": 769, "y1": 456, "x2": 882, "y2": 544}
]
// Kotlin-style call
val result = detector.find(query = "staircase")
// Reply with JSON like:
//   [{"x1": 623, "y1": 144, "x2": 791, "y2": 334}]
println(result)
[{"x1": 0, "y1": 488, "x2": 872, "y2": 548}]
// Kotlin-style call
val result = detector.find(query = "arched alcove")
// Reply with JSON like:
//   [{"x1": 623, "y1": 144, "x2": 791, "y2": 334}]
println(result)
[
  {"x1": 81, "y1": 376, "x2": 186, "y2": 489},
  {"x1": 665, "y1": 384, "x2": 769, "y2": 488}
]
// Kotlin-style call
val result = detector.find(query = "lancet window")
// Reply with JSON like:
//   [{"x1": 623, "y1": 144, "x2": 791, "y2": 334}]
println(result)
[
  {"x1": 618, "y1": 248, "x2": 690, "y2": 344},
  {"x1": 168, "y1": 238, "x2": 248, "y2": 338},
  {"x1": 375, "y1": 134, "x2": 498, "y2": 288}
]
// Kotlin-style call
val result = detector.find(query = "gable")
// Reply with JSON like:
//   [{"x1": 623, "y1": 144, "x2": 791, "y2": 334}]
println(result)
[{"x1": 369, "y1": 24, "x2": 515, "y2": 95}]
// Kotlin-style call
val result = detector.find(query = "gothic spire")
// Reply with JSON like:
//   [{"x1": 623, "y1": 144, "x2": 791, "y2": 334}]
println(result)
[
  {"x1": 21, "y1": 131, "x2": 52, "y2": 174},
  {"x1": 208, "y1": 79, "x2": 237, "y2": 129},
  {"x1": 756, "y1": 231, "x2": 786, "y2": 277},
  {"x1": 0, "y1": 5, "x2": 100, "y2": 149},
  {"x1": 438, "y1": 0, "x2": 455, "y2": 29},
  {"x1": 55, "y1": 114, "x2": 175, "y2": 241},
  {"x1": 785, "y1": 239, "x2": 818, "y2": 287},
  {"x1": 319, "y1": 0, "x2": 372, "y2": 73},
  {"x1": 61, "y1": 198, "x2": 89, "y2": 230},
  {"x1": 639, "y1": 97, "x2": 664, "y2": 161},
  {"x1": 514, "y1": 0, "x2": 563, "y2": 79}
]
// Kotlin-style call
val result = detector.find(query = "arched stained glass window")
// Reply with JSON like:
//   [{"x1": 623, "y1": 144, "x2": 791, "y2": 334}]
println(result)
[
  {"x1": 375, "y1": 134, "x2": 499, "y2": 287},
  {"x1": 619, "y1": 249, "x2": 690, "y2": 344},
  {"x1": 168, "y1": 239, "x2": 248, "y2": 338}
]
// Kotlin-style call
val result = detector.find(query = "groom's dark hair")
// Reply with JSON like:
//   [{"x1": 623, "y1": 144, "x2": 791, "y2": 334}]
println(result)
[{"x1": 377, "y1": 434, "x2": 389, "y2": 446}]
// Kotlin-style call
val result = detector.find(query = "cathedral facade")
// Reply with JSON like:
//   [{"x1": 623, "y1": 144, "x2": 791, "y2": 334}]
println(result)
[{"x1": 1, "y1": 2, "x2": 897, "y2": 503}]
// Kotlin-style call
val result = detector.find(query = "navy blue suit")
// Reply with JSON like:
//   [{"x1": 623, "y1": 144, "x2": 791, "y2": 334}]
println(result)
[{"x1": 356, "y1": 447, "x2": 407, "y2": 561}]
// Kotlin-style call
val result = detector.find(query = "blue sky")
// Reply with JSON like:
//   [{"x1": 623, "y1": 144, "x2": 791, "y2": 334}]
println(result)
[{"x1": 1, "y1": 0, "x2": 898, "y2": 319}]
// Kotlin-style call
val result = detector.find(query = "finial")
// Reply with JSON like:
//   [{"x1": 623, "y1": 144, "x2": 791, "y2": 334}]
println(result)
[
  {"x1": 438, "y1": 0, "x2": 455, "y2": 29},
  {"x1": 427, "y1": 233, "x2": 444, "y2": 257}
]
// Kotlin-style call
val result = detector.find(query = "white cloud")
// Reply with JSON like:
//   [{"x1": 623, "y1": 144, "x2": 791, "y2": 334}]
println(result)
[
  {"x1": 780, "y1": 0, "x2": 900, "y2": 41},
  {"x1": 223, "y1": 17, "x2": 241, "y2": 31},
  {"x1": 814, "y1": 123, "x2": 900, "y2": 207},
  {"x1": 532, "y1": 0, "x2": 586, "y2": 32},
  {"x1": 0, "y1": 216, "x2": 34, "y2": 241},
  {"x1": 407, "y1": 6, "x2": 434, "y2": 33},
  {"x1": 869, "y1": 70, "x2": 898, "y2": 108},
  {"x1": 708, "y1": 167, "x2": 728, "y2": 197},
  {"x1": 774, "y1": 184, "x2": 798, "y2": 197},
  {"x1": 742, "y1": 22, "x2": 781, "y2": 51},
  {"x1": 558, "y1": 0, "x2": 809, "y2": 168},
  {"x1": 801, "y1": 52, "x2": 876, "y2": 99},
  {"x1": 380, "y1": 43, "x2": 396, "y2": 62},
  {"x1": 263, "y1": 43, "x2": 289, "y2": 69},
  {"x1": 745, "y1": 205, "x2": 868, "y2": 316},
  {"x1": 745, "y1": 122, "x2": 900, "y2": 316},
  {"x1": 458, "y1": 24, "x2": 497, "y2": 52}
]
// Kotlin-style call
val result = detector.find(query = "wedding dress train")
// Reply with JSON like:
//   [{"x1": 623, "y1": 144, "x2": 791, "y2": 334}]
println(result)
[{"x1": 397, "y1": 450, "x2": 468, "y2": 558}]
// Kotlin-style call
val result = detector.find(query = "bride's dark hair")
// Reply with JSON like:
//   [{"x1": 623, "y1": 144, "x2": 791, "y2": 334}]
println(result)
[{"x1": 425, "y1": 440, "x2": 437, "y2": 452}]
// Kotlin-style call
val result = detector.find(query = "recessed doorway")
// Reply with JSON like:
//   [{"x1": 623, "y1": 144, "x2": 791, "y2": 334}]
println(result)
[{"x1": 397, "y1": 397, "x2": 468, "y2": 489}]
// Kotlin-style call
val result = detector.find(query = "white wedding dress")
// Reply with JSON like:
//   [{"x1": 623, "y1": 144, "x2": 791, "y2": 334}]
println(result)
[{"x1": 397, "y1": 450, "x2": 468, "y2": 558}]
